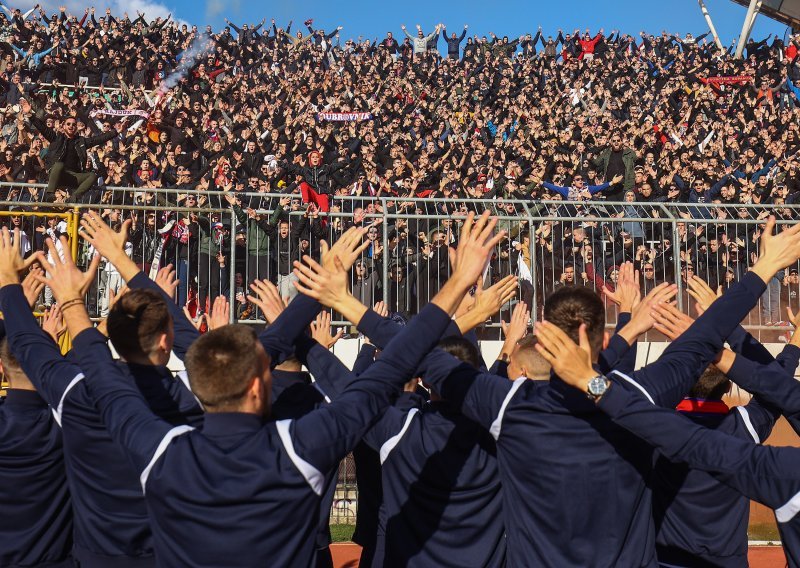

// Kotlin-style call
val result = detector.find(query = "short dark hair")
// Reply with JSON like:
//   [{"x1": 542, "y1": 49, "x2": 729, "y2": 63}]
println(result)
[
  {"x1": 107, "y1": 289, "x2": 171, "y2": 360},
  {"x1": 437, "y1": 337, "x2": 482, "y2": 368},
  {"x1": 0, "y1": 337, "x2": 29, "y2": 388},
  {"x1": 543, "y1": 286, "x2": 605, "y2": 354},
  {"x1": 185, "y1": 325, "x2": 266, "y2": 410},
  {"x1": 688, "y1": 366, "x2": 730, "y2": 400}
]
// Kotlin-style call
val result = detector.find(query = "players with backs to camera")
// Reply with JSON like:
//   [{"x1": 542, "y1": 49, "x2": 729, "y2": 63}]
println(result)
[{"x1": 4, "y1": 212, "x2": 800, "y2": 567}]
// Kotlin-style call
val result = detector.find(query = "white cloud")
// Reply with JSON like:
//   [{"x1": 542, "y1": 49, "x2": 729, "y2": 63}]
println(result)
[{"x1": 33, "y1": 0, "x2": 189, "y2": 27}]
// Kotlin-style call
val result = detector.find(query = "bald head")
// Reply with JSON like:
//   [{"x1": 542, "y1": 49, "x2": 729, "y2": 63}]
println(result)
[{"x1": 508, "y1": 336, "x2": 551, "y2": 381}]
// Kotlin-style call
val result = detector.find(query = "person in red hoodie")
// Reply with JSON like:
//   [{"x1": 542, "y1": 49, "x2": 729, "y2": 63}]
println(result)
[{"x1": 281, "y1": 150, "x2": 349, "y2": 213}]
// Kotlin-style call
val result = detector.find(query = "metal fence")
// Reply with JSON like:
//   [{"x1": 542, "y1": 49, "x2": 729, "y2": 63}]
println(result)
[
  {"x1": 2, "y1": 182, "x2": 799, "y2": 341},
  {"x1": 4, "y1": 183, "x2": 800, "y2": 525}
]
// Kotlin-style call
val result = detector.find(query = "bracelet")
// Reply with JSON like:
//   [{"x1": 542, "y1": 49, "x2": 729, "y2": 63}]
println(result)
[{"x1": 58, "y1": 298, "x2": 85, "y2": 311}]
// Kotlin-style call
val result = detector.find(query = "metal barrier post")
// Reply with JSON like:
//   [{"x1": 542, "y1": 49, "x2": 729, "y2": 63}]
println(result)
[
  {"x1": 229, "y1": 207, "x2": 237, "y2": 324},
  {"x1": 380, "y1": 197, "x2": 389, "y2": 309},
  {"x1": 521, "y1": 202, "x2": 538, "y2": 320},
  {"x1": 671, "y1": 217, "x2": 684, "y2": 311},
  {"x1": 70, "y1": 207, "x2": 80, "y2": 261}
]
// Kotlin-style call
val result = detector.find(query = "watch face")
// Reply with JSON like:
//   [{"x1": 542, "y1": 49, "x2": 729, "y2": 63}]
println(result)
[{"x1": 588, "y1": 376, "x2": 608, "y2": 396}]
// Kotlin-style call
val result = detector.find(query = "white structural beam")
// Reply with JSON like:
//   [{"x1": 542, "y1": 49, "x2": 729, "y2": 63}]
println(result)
[
  {"x1": 698, "y1": 0, "x2": 725, "y2": 50},
  {"x1": 735, "y1": 0, "x2": 762, "y2": 57}
]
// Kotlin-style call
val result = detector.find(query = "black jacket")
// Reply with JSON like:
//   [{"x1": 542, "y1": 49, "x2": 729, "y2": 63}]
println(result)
[
  {"x1": 29, "y1": 115, "x2": 117, "y2": 171},
  {"x1": 282, "y1": 159, "x2": 348, "y2": 195}
]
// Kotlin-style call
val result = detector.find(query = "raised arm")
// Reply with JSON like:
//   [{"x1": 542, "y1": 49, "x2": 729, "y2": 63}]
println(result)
[
  {"x1": 535, "y1": 314, "x2": 800, "y2": 520},
  {"x1": 5, "y1": 230, "x2": 176, "y2": 481},
  {"x1": 286, "y1": 212, "x2": 507, "y2": 474},
  {"x1": 79, "y1": 211, "x2": 200, "y2": 360},
  {"x1": 597, "y1": 382, "x2": 800, "y2": 515}
]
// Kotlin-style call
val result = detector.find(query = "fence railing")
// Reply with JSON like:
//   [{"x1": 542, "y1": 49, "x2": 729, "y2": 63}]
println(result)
[{"x1": 2, "y1": 182, "x2": 798, "y2": 340}]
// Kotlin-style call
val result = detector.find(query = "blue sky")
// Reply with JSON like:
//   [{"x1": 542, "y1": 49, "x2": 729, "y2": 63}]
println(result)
[{"x1": 181, "y1": 0, "x2": 790, "y2": 44}]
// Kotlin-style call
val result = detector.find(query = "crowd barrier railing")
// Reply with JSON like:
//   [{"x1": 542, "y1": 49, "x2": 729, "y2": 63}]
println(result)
[{"x1": 2, "y1": 182, "x2": 798, "y2": 341}]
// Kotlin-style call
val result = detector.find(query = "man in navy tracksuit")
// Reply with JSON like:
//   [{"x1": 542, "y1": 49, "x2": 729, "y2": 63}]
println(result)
[
  {"x1": 28, "y1": 212, "x2": 502, "y2": 566},
  {"x1": 304, "y1": 304, "x2": 506, "y2": 567},
  {"x1": 416, "y1": 269, "x2": 771, "y2": 566},
  {"x1": 363, "y1": 337, "x2": 504, "y2": 568},
  {"x1": 528, "y1": 221, "x2": 800, "y2": 567},
  {"x1": 269, "y1": 344, "x2": 337, "y2": 568},
  {"x1": 547, "y1": 350, "x2": 800, "y2": 568},
  {"x1": 0, "y1": 336, "x2": 73, "y2": 568},
  {"x1": 652, "y1": 325, "x2": 800, "y2": 567},
  {"x1": 0, "y1": 270, "x2": 203, "y2": 567}
]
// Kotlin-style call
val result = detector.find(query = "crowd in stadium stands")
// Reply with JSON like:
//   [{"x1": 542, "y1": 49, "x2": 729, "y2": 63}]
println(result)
[{"x1": 0, "y1": 6, "x2": 799, "y2": 321}]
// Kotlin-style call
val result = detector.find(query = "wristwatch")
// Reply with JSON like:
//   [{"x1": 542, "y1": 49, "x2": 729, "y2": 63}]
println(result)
[{"x1": 586, "y1": 375, "x2": 611, "y2": 401}]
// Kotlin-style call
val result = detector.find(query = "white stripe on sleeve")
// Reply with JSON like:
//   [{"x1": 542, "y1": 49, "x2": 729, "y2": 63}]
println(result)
[
  {"x1": 736, "y1": 406, "x2": 760, "y2": 444},
  {"x1": 276, "y1": 419, "x2": 325, "y2": 496},
  {"x1": 380, "y1": 408, "x2": 420, "y2": 464},
  {"x1": 51, "y1": 373, "x2": 85, "y2": 427},
  {"x1": 610, "y1": 370, "x2": 655, "y2": 404},
  {"x1": 139, "y1": 425, "x2": 194, "y2": 493},
  {"x1": 489, "y1": 377, "x2": 527, "y2": 440}
]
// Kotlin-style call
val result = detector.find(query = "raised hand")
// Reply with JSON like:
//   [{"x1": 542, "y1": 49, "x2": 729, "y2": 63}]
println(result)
[
  {"x1": 293, "y1": 254, "x2": 350, "y2": 310},
  {"x1": 534, "y1": 321, "x2": 596, "y2": 390},
  {"x1": 310, "y1": 311, "x2": 344, "y2": 349},
  {"x1": 601, "y1": 261, "x2": 641, "y2": 312},
  {"x1": 687, "y1": 275, "x2": 721, "y2": 316},
  {"x1": 21, "y1": 265, "x2": 45, "y2": 308},
  {"x1": 373, "y1": 301, "x2": 389, "y2": 318},
  {"x1": 108, "y1": 285, "x2": 128, "y2": 312},
  {"x1": 320, "y1": 226, "x2": 369, "y2": 272},
  {"x1": 450, "y1": 211, "x2": 506, "y2": 287},
  {"x1": 651, "y1": 303, "x2": 695, "y2": 340},
  {"x1": 501, "y1": 301, "x2": 529, "y2": 346},
  {"x1": 752, "y1": 216, "x2": 800, "y2": 283},
  {"x1": 154, "y1": 265, "x2": 179, "y2": 300},
  {"x1": 0, "y1": 227, "x2": 39, "y2": 287},
  {"x1": 207, "y1": 296, "x2": 230, "y2": 330},
  {"x1": 41, "y1": 305, "x2": 66, "y2": 343},
  {"x1": 247, "y1": 279, "x2": 286, "y2": 324},
  {"x1": 457, "y1": 274, "x2": 517, "y2": 333},
  {"x1": 79, "y1": 211, "x2": 131, "y2": 261},
  {"x1": 32, "y1": 236, "x2": 101, "y2": 305},
  {"x1": 618, "y1": 282, "x2": 678, "y2": 344}
]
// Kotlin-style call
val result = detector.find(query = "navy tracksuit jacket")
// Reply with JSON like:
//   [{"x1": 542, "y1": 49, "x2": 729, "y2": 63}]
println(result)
[
  {"x1": 0, "y1": 388, "x2": 73, "y2": 568},
  {"x1": 347, "y1": 310, "x2": 505, "y2": 567},
  {"x1": 363, "y1": 401, "x2": 504, "y2": 568},
  {"x1": 596, "y1": 353, "x2": 800, "y2": 568},
  {"x1": 69, "y1": 299, "x2": 454, "y2": 567},
  {"x1": 301, "y1": 321, "x2": 502, "y2": 568},
  {"x1": 0, "y1": 273, "x2": 203, "y2": 568},
  {"x1": 270, "y1": 366, "x2": 336, "y2": 566},
  {"x1": 416, "y1": 272, "x2": 767, "y2": 567},
  {"x1": 347, "y1": 308, "x2": 638, "y2": 568},
  {"x1": 653, "y1": 328, "x2": 800, "y2": 567}
]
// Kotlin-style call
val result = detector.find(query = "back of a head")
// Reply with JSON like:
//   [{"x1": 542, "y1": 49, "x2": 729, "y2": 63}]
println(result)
[
  {"x1": 688, "y1": 366, "x2": 731, "y2": 400},
  {"x1": 107, "y1": 289, "x2": 171, "y2": 361},
  {"x1": 185, "y1": 325, "x2": 266, "y2": 411},
  {"x1": 437, "y1": 337, "x2": 482, "y2": 368},
  {"x1": 543, "y1": 286, "x2": 605, "y2": 356},
  {"x1": 0, "y1": 338, "x2": 33, "y2": 390},
  {"x1": 514, "y1": 336, "x2": 552, "y2": 380}
]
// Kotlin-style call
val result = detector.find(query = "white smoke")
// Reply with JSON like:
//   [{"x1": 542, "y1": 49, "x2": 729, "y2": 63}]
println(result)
[{"x1": 158, "y1": 34, "x2": 214, "y2": 93}]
